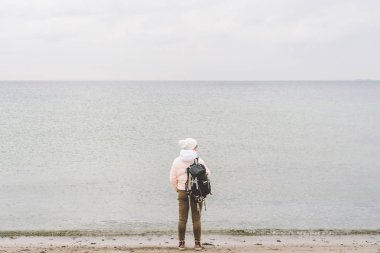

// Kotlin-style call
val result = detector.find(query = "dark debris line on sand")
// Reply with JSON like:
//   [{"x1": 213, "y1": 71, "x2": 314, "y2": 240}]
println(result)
[{"x1": 1, "y1": 229, "x2": 380, "y2": 237}]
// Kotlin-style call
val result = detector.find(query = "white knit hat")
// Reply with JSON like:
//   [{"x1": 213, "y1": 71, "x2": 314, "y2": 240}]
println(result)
[{"x1": 178, "y1": 138, "x2": 198, "y2": 150}]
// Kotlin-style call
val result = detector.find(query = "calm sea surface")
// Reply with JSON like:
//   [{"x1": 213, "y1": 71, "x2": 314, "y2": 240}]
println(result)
[{"x1": 0, "y1": 81, "x2": 379, "y2": 232}]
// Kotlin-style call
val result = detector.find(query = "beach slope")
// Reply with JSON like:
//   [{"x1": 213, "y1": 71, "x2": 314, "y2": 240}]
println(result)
[{"x1": 0, "y1": 234, "x2": 379, "y2": 253}]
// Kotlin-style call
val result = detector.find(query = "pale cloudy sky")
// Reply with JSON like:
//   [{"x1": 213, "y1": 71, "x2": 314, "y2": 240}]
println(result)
[{"x1": 0, "y1": 0, "x2": 379, "y2": 80}]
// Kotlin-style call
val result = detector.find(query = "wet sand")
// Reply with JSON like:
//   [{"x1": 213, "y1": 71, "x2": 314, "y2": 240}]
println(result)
[{"x1": 0, "y1": 234, "x2": 379, "y2": 252}]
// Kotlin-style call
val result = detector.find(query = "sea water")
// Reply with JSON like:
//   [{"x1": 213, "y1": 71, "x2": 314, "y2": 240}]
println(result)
[{"x1": 0, "y1": 81, "x2": 379, "y2": 232}]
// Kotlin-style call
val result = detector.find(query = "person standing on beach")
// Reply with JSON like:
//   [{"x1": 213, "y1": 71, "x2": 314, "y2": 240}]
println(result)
[{"x1": 169, "y1": 138, "x2": 211, "y2": 251}]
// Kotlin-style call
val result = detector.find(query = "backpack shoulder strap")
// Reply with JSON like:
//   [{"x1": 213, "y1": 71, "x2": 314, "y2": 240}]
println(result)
[{"x1": 185, "y1": 167, "x2": 190, "y2": 193}]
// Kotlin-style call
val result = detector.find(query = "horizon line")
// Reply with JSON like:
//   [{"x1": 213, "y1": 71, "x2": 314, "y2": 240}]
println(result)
[{"x1": 0, "y1": 79, "x2": 379, "y2": 82}]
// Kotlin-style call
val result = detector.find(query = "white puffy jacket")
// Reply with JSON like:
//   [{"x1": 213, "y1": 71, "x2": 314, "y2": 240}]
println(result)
[{"x1": 169, "y1": 150, "x2": 211, "y2": 191}]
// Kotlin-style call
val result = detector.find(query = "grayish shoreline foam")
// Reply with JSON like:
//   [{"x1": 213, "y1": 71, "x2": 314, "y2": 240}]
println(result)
[{"x1": 0, "y1": 229, "x2": 379, "y2": 237}]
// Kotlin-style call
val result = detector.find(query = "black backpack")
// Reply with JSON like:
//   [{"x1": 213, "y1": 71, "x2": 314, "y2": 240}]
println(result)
[{"x1": 185, "y1": 157, "x2": 211, "y2": 210}]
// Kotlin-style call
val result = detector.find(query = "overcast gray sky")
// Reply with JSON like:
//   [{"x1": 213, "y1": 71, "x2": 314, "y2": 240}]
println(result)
[{"x1": 0, "y1": 0, "x2": 379, "y2": 80}]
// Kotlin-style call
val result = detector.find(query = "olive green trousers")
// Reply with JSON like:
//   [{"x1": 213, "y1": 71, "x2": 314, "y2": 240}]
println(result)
[{"x1": 177, "y1": 190, "x2": 203, "y2": 241}]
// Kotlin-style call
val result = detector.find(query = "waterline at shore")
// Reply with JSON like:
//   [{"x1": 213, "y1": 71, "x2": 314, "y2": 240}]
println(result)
[{"x1": 0, "y1": 229, "x2": 379, "y2": 237}]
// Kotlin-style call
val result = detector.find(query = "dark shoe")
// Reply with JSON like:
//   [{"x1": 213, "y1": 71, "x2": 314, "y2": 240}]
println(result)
[
  {"x1": 178, "y1": 240, "x2": 185, "y2": 251},
  {"x1": 194, "y1": 240, "x2": 203, "y2": 251}
]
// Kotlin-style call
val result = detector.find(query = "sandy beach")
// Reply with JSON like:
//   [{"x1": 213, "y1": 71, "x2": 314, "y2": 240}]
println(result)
[{"x1": 0, "y1": 234, "x2": 379, "y2": 253}]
